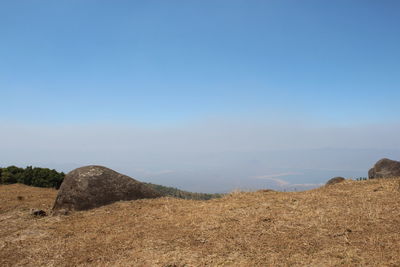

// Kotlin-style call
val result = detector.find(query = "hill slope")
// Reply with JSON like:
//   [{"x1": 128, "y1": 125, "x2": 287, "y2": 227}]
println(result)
[
  {"x1": 144, "y1": 182, "x2": 223, "y2": 200},
  {"x1": 1, "y1": 179, "x2": 400, "y2": 266}
]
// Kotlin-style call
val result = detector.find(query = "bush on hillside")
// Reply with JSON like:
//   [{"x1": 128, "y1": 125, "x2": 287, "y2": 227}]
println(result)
[{"x1": 0, "y1": 166, "x2": 64, "y2": 189}]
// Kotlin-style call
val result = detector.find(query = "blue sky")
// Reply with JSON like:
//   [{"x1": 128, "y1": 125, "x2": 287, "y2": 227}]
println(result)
[{"x1": 1, "y1": 1, "x2": 400, "y2": 191}]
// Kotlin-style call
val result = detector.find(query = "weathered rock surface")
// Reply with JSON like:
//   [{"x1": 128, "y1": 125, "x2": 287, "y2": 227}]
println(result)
[
  {"x1": 326, "y1": 177, "x2": 346, "y2": 186},
  {"x1": 368, "y1": 158, "x2": 400, "y2": 179},
  {"x1": 53, "y1": 165, "x2": 163, "y2": 212}
]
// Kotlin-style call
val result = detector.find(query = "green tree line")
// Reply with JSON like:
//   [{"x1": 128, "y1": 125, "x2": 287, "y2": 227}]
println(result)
[{"x1": 0, "y1": 166, "x2": 64, "y2": 189}]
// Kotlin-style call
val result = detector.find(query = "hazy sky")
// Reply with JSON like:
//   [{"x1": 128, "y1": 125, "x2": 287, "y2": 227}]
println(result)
[{"x1": 1, "y1": 1, "x2": 399, "y2": 192}]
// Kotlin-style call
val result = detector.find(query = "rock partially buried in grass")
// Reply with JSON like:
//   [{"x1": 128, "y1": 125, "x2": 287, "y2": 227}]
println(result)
[
  {"x1": 368, "y1": 158, "x2": 400, "y2": 179},
  {"x1": 31, "y1": 209, "x2": 47, "y2": 217},
  {"x1": 52, "y1": 165, "x2": 163, "y2": 212},
  {"x1": 326, "y1": 177, "x2": 345, "y2": 186}
]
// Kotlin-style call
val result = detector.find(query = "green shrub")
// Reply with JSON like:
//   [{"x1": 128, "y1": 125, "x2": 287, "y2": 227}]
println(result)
[{"x1": 0, "y1": 165, "x2": 64, "y2": 189}]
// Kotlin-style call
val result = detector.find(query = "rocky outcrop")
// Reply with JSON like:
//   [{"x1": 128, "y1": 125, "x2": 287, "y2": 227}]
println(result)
[
  {"x1": 53, "y1": 165, "x2": 163, "y2": 212},
  {"x1": 326, "y1": 177, "x2": 345, "y2": 186},
  {"x1": 368, "y1": 158, "x2": 400, "y2": 179}
]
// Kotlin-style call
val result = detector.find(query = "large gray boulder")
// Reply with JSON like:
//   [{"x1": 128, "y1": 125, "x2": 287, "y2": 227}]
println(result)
[
  {"x1": 326, "y1": 176, "x2": 345, "y2": 186},
  {"x1": 53, "y1": 165, "x2": 163, "y2": 212},
  {"x1": 368, "y1": 158, "x2": 400, "y2": 179}
]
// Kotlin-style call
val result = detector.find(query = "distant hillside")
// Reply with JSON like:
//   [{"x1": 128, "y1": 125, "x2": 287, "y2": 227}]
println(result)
[{"x1": 144, "y1": 182, "x2": 223, "y2": 200}]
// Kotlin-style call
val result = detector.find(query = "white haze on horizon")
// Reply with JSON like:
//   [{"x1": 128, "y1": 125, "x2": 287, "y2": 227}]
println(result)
[{"x1": 1, "y1": 119, "x2": 400, "y2": 193}]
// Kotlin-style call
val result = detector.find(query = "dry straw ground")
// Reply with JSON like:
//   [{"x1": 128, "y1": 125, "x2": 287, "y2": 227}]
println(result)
[{"x1": 1, "y1": 179, "x2": 400, "y2": 266}]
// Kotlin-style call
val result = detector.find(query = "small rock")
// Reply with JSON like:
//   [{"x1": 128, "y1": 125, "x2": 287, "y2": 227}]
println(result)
[
  {"x1": 373, "y1": 186, "x2": 384, "y2": 192},
  {"x1": 31, "y1": 209, "x2": 47, "y2": 217},
  {"x1": 326, "y1": 177, "x2": 345, "y2": 186}
]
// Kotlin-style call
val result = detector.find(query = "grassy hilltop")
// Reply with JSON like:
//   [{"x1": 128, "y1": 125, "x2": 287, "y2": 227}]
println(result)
[{"x1": 1, "y1": 178, "x2": 400, "y2": 266}]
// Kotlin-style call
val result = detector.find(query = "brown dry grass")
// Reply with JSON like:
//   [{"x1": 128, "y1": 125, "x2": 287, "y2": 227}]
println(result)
[{"x1": 1, "y1": 179, "x2": 400, "y2": 266}]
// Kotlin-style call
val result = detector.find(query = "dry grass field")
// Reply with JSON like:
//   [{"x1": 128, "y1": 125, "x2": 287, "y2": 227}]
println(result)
[{"x1": 1, "y1": 179, "x2": 400, "y2": 266}]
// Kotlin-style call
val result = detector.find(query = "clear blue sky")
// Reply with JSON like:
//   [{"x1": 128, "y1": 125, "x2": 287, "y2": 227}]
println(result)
[
  {"x1": 1, "y1": 0, "x2": 399, "y2": 125},
  {"x1": 1, "y1": 1, "x2": 400, "y2": 192}
]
